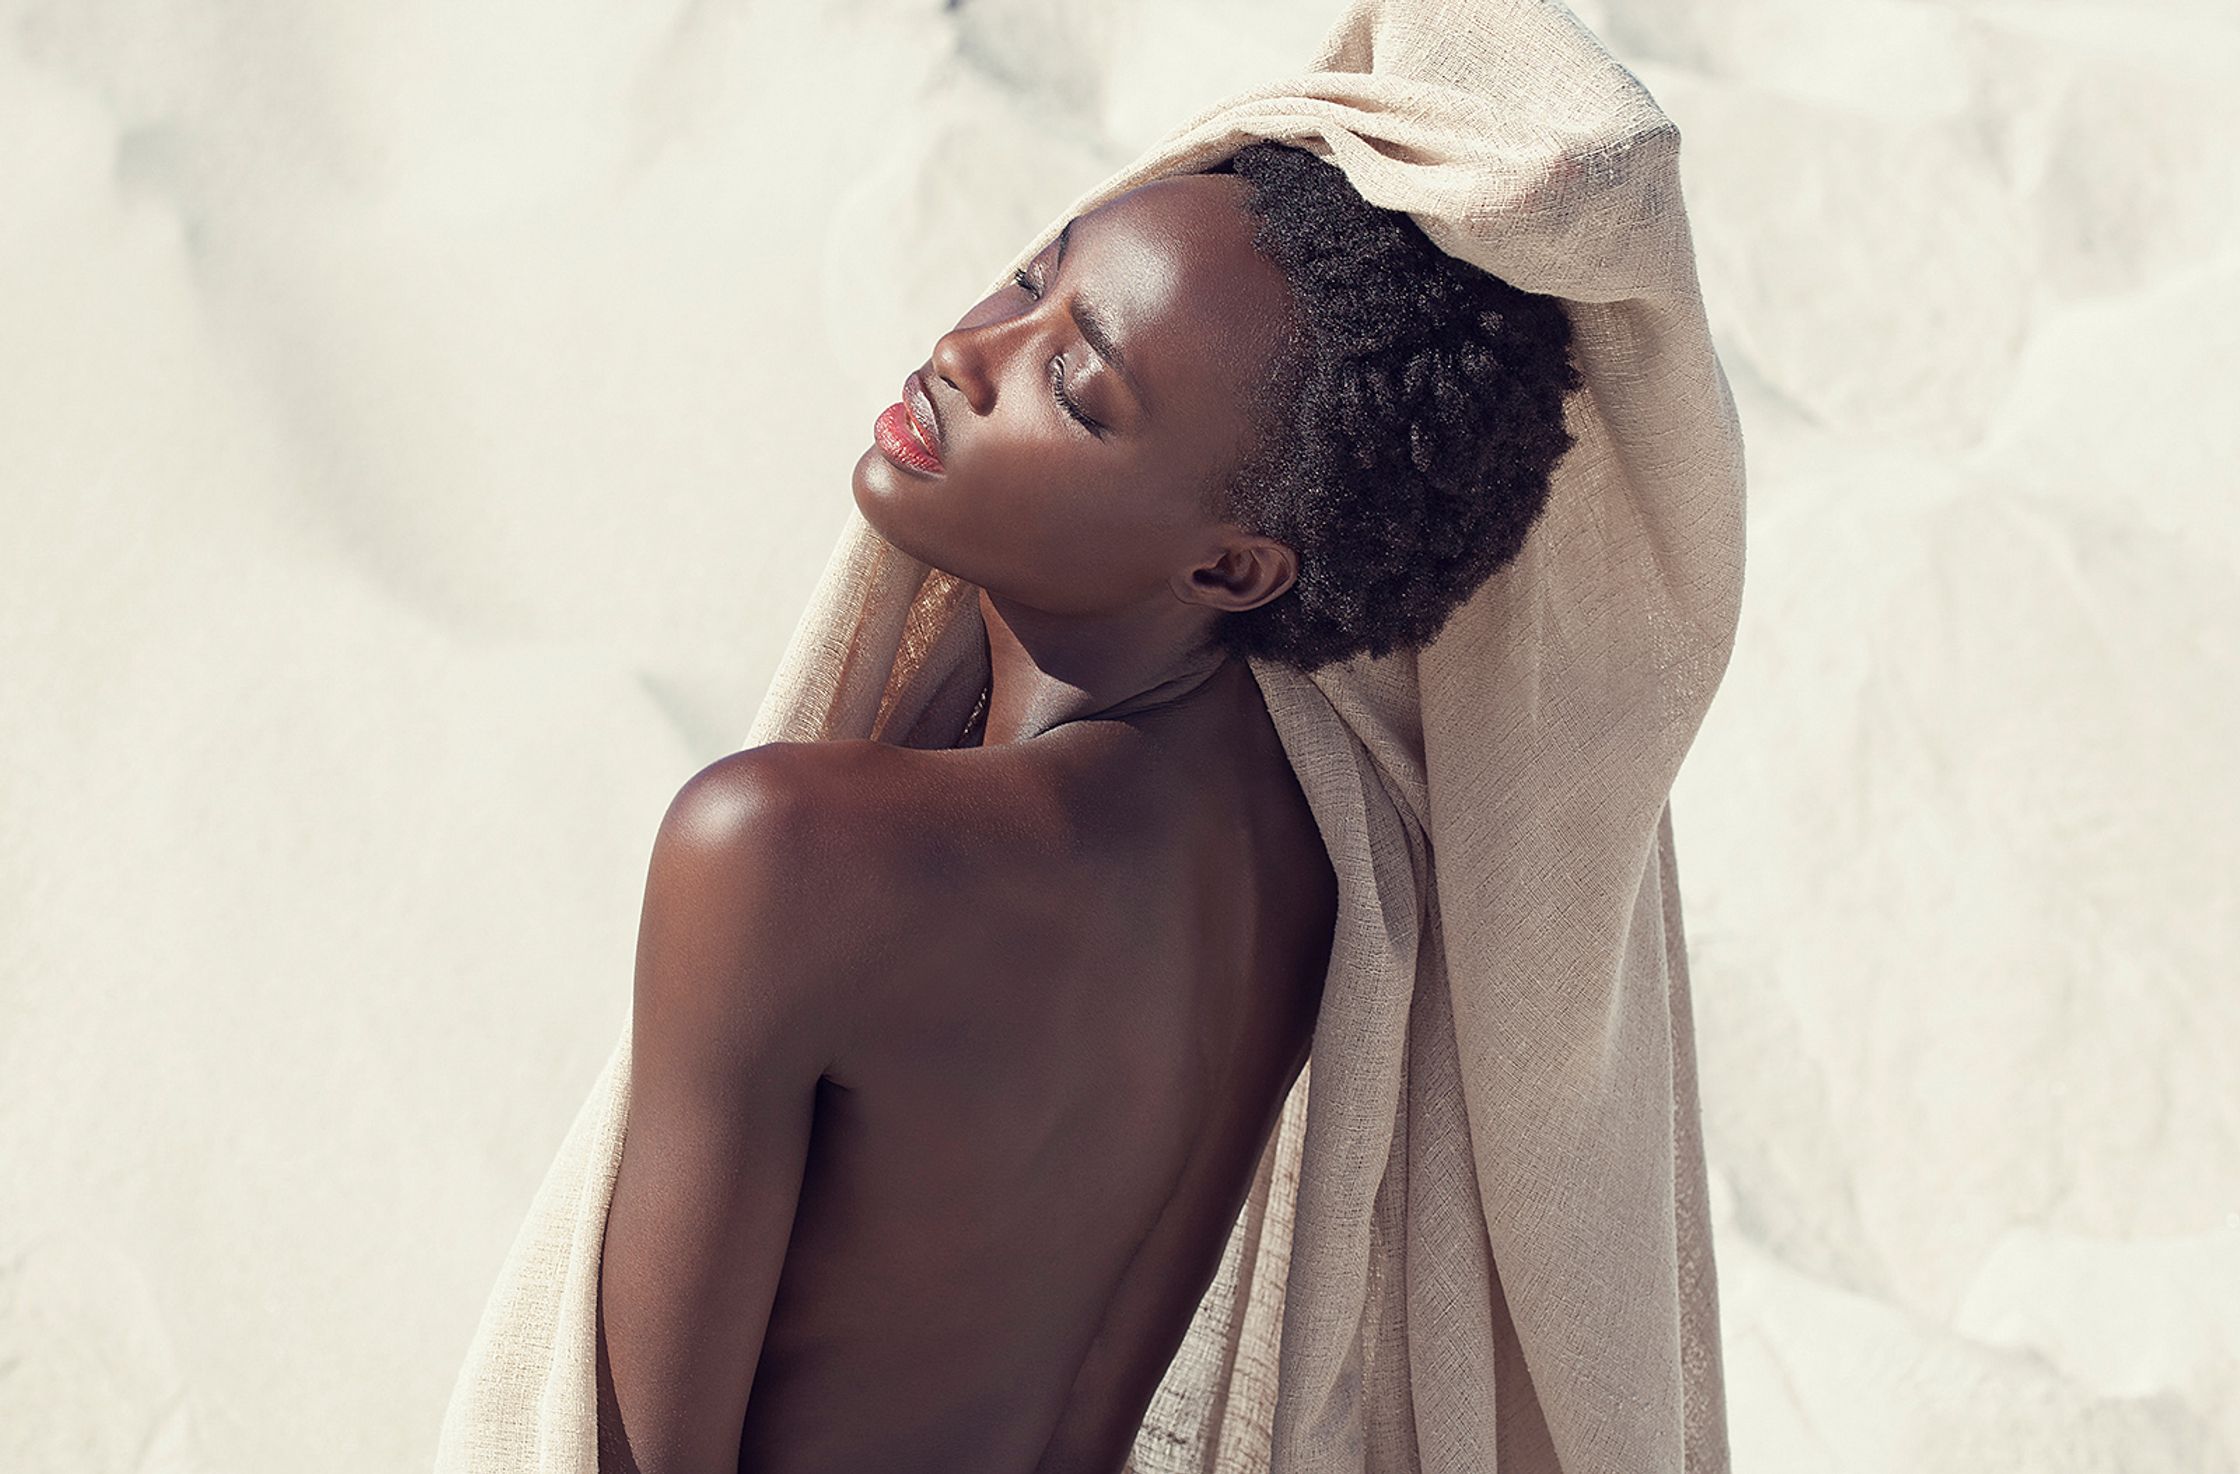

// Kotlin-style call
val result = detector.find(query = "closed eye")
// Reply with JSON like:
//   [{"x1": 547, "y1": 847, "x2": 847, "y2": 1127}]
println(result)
[{"x1": 1009, "y1": 266, "x2": 1106, "y2": 437}]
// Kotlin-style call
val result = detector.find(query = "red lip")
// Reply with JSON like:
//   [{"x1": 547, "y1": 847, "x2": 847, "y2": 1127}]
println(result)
[
  {"x1": 904, "y1": 372, "x2": 943, "y2": 457},
  {"x1": 874, "y1": 401, "x2": 944, "y2": 475}
]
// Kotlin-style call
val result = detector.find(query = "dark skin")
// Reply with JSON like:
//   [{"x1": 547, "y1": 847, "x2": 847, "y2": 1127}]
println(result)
[{"x1": 595, "y1": 174, "x2": 1339, "y2": 1474}]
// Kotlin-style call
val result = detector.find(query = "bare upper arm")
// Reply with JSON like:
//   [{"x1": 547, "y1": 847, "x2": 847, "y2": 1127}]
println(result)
[{"x1": 596, "y1": 744, "x2": 863, "y2": 1474}]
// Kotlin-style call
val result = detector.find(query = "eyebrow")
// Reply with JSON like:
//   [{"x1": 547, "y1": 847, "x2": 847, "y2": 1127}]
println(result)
[{"x1": 1052, "y1": 218, "x2": 1147, "y2": 410}]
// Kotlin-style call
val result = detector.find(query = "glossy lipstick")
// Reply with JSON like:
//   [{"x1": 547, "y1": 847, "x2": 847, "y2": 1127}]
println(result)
[{"x1": 873, "y1": 376, "x2": 944, "y2": 475}]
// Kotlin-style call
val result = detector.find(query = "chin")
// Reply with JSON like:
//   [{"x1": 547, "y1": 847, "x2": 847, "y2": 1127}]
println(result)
[
  {"x1": 850, "y1": 445, "x2": 917, "y2": 543},
  {"x1": 850, "y1": 446, "x2": 975, "y2": 581}
]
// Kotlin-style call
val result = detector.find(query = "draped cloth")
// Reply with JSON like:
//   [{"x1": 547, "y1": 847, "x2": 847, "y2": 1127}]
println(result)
[{"x1": 433, "y1": 0, "x2": 1745, "y2": 1468}]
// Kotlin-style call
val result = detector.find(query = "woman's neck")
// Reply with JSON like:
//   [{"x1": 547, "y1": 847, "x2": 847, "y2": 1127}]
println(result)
[{"x1": 970, "y1": 587, "x2": 1234, "y2": 748}]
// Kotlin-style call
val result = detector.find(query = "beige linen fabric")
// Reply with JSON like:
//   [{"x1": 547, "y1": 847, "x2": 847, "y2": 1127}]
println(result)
[{"x1": 434, "y1": 0, "x2": 1745, "y2": 1468}]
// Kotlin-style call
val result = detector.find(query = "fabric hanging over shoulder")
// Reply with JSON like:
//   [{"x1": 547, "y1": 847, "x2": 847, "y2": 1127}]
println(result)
[{"x1": 433, "y1": 0, "x2": 1746, "y2": 1468}]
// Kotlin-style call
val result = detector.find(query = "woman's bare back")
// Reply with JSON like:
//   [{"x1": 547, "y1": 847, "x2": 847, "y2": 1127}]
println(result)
[{"x1": 730, "y1": 664, "x2": 1335, "y2": 1473}]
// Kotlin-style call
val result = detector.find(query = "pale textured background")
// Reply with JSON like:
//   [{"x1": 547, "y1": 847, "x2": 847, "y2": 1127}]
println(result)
[{"x1": 3, "y1": 0, "x2": 2236, "y2": 1469}]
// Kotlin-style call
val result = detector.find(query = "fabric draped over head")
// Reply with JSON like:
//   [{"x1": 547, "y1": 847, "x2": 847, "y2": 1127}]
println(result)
[{"x1": 432, "y1": 0, "x2": 1745, "y2": 1469}]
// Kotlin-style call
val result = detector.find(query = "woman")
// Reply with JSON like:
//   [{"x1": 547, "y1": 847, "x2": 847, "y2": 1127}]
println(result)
[{"x1": 593, "y1": 141, "x2": 1583, "y2": 1473}]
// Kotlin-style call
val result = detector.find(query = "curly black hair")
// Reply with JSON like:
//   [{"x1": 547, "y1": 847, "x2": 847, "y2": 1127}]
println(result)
[{"x1": 1200, "y1": 141, "x2": 1585, "y2": 672}]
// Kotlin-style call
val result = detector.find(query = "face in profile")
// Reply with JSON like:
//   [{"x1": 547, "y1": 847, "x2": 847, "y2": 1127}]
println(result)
[{"x1": 851, "y1": 172, "x2": 1300, "y2": 622}]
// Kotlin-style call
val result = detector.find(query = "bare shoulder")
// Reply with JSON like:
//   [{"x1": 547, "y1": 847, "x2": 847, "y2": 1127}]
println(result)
[
  {"x1": 650, "y1": 738, "x2": 1087, "y2": 1072},
  {"x1": 664, "y1": 736, "x2": 1065, "y2": 891},
  {"x1": 652, "y1": 739, "x2": 957, "y2": 967},
  {"x1": 638, "y1": 741, "x2": 911, "y2": 1078},
  {"x1": 695, "y1": 730, "x2": 1130, "y2": 871}
]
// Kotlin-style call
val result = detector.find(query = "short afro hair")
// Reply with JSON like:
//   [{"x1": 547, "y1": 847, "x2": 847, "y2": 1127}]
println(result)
[{"x1": 1201, "y1": 140, "x2": 1585, "y2": 673}]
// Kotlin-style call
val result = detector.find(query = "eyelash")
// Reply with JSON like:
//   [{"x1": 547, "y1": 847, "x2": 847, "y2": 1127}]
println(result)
[{"x1": 1009, "y1": 265, "x2": 1104, "y2": 436}]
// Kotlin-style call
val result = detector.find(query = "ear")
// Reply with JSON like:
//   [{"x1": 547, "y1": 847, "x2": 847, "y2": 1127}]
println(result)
[{"x1": 1175, "y1": 534, "x2": 1298, "y2": 615}]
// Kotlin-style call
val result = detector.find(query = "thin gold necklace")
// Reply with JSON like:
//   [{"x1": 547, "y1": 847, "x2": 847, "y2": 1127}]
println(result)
[{"x1": 960, "y1": 679, "x2": 992, "y2": 747}]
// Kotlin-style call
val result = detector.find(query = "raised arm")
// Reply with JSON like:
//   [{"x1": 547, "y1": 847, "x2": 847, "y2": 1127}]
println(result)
[{"x1": 596, "y1": 747, "x2": 849, "y2": 1474}]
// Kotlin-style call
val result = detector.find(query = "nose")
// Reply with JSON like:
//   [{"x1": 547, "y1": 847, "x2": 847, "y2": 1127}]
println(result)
[
  {"x1": 929, "y1": 328, "x2": 991, "y2": 416},
  {"x1": 929, "y1": 295, "x2": 1044, "y2": 418}
]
